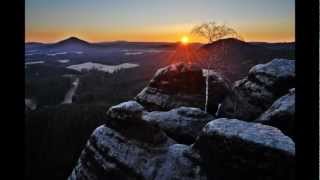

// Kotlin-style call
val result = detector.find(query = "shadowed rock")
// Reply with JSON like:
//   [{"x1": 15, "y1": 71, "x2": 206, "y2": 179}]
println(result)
[
  {"x1": 256, "y1": 88, "x2": 295, "y2": 140},
  {"x1": 194, "y1": 118, "x2": 295, "y2": 180},
  {"x1": 135, "y1": 63, "x2": 231, "y2": 114},
  {"x1": 69, "y1": 125, "x2": 206, "y2": 180},
  {"x1": 69, "y1": 101, "x2": 209, "y2": 179},
  {"x1": 142, "y1": 107, "x2": 215, "y2": 144},
  {"x1": 69, "y1": 59, "x2": 296, "y2": 179},
  {"x1": 220, "y1": 58, "x2": 295, "y2": 120},
  {"x1": 105, "y1": 101, "x2": 170, "y2": 145}
]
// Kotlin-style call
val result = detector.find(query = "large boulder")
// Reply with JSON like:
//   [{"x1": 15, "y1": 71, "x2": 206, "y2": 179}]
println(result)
[
  {"x1": 194, "y1": 118, "x2": 295, "y2": 180},
  {"x1": 255, "y1": 88, "x2": 295, "y2": 140},
  {"x1": 142, "y1": 107, "x2": 215, "y2": 144},
  {"x1": 105, "y1": 101, "x2": 171, "y2": 145},
  {"x1": 135, "y1": 63, "x2": 231, "y2": 114},
  {"x1": 220, "y1": 59, "x2": 295, "y2": 120},
  {"x1": 107, "y1": 100, "x2": 145, "y2": 121},
  {"x1": 69, "y1": 101, "x2": 207, "y2": 180},
  {"x1": 149, "y1": 144, "x2": 207, "y2": 180},
  {"x1": 69, "y1": 127, "x2": 206, "y2": 180}
]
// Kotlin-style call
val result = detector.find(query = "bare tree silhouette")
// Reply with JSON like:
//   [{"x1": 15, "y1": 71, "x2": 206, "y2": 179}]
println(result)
[{"x1": 191, "y1": 21, "x2": 242, "y2": 113}]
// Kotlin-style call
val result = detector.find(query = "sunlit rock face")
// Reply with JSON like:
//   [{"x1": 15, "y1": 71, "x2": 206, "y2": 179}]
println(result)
[
  {"x1": 193, "y1": 118, "x2": 295, "y2": 180},
  {"x1": 142, "y1": 107, "x2": 215, "y2": 144},
  {"x1": 220, "y1": 58, "x2": 295, "y2": 120},
  {"x1": 135, "y1": 62, "x2": 231, "y2": 114},
  {"x1": 255, "y1": 88, "x2": 295, "y2": 140}
]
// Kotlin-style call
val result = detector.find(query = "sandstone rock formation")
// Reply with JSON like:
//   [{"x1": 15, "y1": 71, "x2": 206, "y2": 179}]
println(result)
[
  {"x1": 105, "y1": 101, "x2": 173, "y2": 145},
  {"x1": 135, "y1": 63, "x2": 231, "y2": 114},
  {"x1": 256, "y1": 88, "x2": 295, "y2": 139},
  {"x1": 142, "y1": 106, "x2": 215, "y2": 144},
  {"x1": 193, "y1": 118, "x2": 295, "y2": 180},
  {"x1": 69, "y1": 60, "x2": 296, "y2": 180},
  {"x1": 220, "y1": 58, "x2": 295, "y2": 120},
  {"x1": 69, "y1": 101, "x2": 207, "y2": 180}
]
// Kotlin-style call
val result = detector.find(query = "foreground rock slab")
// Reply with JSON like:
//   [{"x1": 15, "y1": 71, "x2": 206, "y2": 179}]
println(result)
[
  {"x1": 105, "y1": 101, "x2": 171, "y2": 145},
  {"x1": 256, "y1": 88, "x2": 295, "y2": 140},
  {"x1": 221, "y1": 58, "x2": 295, "y2": 120},
  {"x1": 135, "y1": 63, "x2": 231, "y2": 114},
  {"x1": 194, "y1": 118, "x2": 295, "y2": 180},
  {"x1": 69, "y1": 101, "x2": 207, "y2": 180},
  {"x1": 69, "y1": 125, "x2": 206, "y2": 180},
  {"x1": 142, "y1": 107, "x2": 215, "y2": 144}
]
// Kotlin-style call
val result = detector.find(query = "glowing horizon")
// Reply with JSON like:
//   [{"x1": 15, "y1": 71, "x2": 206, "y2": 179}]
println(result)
[
  {"x1": 25, "y1": 32, "x2": 295, "y2": 44},
  {"x1": 26, "y1": 0, "x2": 294, "y2": 43}
]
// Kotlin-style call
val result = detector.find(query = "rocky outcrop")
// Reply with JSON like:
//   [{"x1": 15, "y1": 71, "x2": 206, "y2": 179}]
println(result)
[
  {"x1": 220, "y1": 59, "x2": 295, "y2": 120},
  {"x1": 69, "y1": 101, "x2": 207, "y2": 180},
  {"x1": 142, "y1": 107, "x2": 215, "y2": 144},
  {"x1": 69, "y1": 60, "x2": 296, "y2": 180},
  {"x1": 70, "y1": 101, "x2": 296, "y2": 180},
  {"x1": 69, "y1": 125, "x2": 171, "y2": 180},
  {"x1": 105, "y1": 101, "x2": 173, "y2": 145},
  {"x1": 135, "y1": 63, "x2": 231, "y2": 114},
  {"x1": 255, "y1": 88, "x2": 295, "y2": 139},
  {"x1": 107, "y1": 100, "x2": 145, "y2": 121},
  {"x1": 193, "y1": 118, "x2": 295, "y2": 180}
]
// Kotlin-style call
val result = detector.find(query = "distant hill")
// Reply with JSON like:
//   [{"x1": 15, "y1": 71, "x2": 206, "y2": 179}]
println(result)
[
  {"x1": 200, "y1": 38, "x2": 295, "y2": 82},
  {"x1": 51, "y1": 36, "x2": 91, "y2": 46},
  {"x1": 95, "y1": 41, "x2": 179, "y2": 49},
  {"x1": 25, "y1": 37, "x2": 93, "y2": 52},
  {"x1": 42, "y1": 37, "x2": 94, "y2": 51},
  {"x1": 250, "y1": 42, "x2": 295, "y2": 50},
  {"x1": 25, "y1": 37, "x2": 180, "y2": 52}
]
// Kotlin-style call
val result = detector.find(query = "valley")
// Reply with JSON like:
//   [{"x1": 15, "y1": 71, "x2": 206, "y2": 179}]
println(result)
[{"x1": 25, "y1": 37, "x2": 295, "y2": 180}]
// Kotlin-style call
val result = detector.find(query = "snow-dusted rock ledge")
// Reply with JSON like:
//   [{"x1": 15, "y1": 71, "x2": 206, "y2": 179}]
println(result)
[{"x1": 194, "y1": 118, "x2": 295, "y2": 180}]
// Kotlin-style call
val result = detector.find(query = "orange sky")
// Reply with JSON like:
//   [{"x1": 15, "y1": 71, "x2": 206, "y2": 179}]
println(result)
[
  {"x1": 26, "y1": 0, "x2": 295, "y2": 43},
  {"x1": 26, "y1": 29, "x2": 295, "y2": 43},
  {"x1": 26, "y1": 23, "x2": 295, "y2": 43}
]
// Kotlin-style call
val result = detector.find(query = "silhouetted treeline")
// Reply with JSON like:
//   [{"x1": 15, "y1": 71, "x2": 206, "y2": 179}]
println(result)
[
  {"x1": 74, "y1": 68, "x2": 152, "y2": 108},
  {"x1": 25, "y1": 64, "x2": 80, "y2": 78}
]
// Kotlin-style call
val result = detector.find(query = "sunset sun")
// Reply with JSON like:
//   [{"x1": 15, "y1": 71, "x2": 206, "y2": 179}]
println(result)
[{"x1": 180, "y1": 36, "x2": 189, "y2": 45}]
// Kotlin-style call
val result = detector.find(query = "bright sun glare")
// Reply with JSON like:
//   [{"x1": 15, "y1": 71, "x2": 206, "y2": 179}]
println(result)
[{"x1": 181, "y1": 36, "x2": 189, "y2": 45}]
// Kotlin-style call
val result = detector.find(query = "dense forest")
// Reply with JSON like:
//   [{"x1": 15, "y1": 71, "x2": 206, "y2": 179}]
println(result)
[
  {"x1": 25, "y1": 104, "x2": 108, "y2": 180},
  {"x1": 25, "y1": 65, "x2": 159, "y2": 180},
  {"x1": 25, "y1": 64, "x2": 80, "y2": 106},
  {"x1": 74, "y1": 68, "x2": 150, "y2": 108}
]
